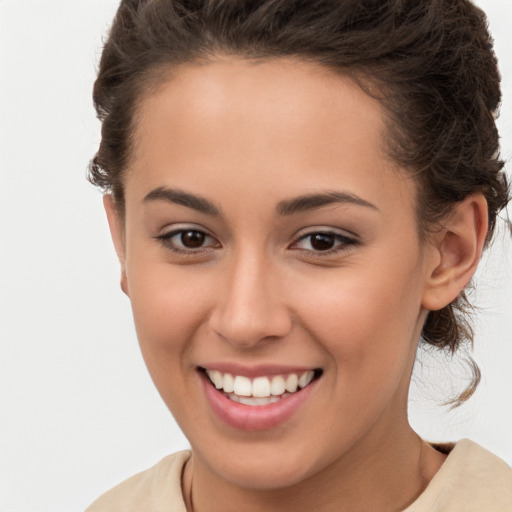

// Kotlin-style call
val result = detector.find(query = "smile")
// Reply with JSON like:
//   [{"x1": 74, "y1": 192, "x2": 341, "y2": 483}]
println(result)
[
  {"x1": 204, "y1": 369, "x2": 317, "y2": 406},
  {"x1": 200, "y1": 366, "x2": 322, "y2": 430}
]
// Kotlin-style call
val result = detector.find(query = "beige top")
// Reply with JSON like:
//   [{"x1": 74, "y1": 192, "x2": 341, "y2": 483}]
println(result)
[{"x1": 85, "y1": 439, "x2": 512, "y2": 511}]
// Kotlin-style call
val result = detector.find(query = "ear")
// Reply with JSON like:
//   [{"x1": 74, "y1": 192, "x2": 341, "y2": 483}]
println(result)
[
  {"x1": 422, "y1": 194, "x2": 488, "y2": 311},
  {"x1": 103, "y1": 194, "x2": 129, "y2": 296}
]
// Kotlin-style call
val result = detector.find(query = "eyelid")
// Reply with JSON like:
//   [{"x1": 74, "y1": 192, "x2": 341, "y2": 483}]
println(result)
[
  {"x1": 289, "y1": 226, "x2": 360, "y2": 255},
  {"x1": 154, "y1": 223, "x2": 221, "y2": 254},
  {"x1": 291, "y1": 225, "x2": 359, "y2": 243},
  {"x1": 156, "y1": 222, "x2": 222, "y2": 242},
  {"x1": 157, "y1": 222, "x2": 211, "y2": 236}
]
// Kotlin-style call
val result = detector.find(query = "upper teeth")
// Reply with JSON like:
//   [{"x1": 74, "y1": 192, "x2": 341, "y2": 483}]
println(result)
[{"x1": 205, "y1": 370, "x2": 315, "y2": 398}]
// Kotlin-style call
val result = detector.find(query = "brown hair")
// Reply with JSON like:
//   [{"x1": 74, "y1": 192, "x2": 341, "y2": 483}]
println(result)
[{"x1": 89, "y1": 0, "x2": 510, "y2": 404}]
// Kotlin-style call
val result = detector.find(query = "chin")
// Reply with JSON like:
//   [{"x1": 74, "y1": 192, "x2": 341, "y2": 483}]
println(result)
[
  {"x1": 193, "y1": 439, "x2": 328, "y2": 491},
  {"x1": 221, "y1": 462, "x2": 315, "y2": 491}
]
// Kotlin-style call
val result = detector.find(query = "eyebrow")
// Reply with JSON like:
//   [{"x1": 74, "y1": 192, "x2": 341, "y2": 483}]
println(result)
[
  {"x1": 143, "y1": 187, "x2": 221, "y2": 216},
  {"x1": 143, "y1": 186, "x2": 377, "y2": 217},
  {"x1": 276, "y1": 191, "x2": 378, "y2": 215}
]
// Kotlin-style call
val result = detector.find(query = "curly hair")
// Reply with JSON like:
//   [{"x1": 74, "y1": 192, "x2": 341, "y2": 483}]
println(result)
[{"x1": 89, "y1": 0, "x2": 510, "y2": 405}]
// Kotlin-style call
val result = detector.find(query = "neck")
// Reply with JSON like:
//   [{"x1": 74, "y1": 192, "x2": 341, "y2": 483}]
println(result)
[{"x1": 183, "y1": 424, "x2": 446, "y2": 512}]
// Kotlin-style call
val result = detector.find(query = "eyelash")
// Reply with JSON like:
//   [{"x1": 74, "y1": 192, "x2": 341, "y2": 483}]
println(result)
[
  {"x1": 155, "y1": 228, "x2": 219, "y2": 255},
  {"x1": 155, "y1": 227, "x2": 359, "y2": 257},
  {"x1": 290, "y1": 230, "x2": 359, "y2": 257}
]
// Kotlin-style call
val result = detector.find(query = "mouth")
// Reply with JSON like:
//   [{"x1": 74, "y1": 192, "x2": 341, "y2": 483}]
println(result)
[{"x1": 200, "y1": 367, "x2": 323, "y2": 407}]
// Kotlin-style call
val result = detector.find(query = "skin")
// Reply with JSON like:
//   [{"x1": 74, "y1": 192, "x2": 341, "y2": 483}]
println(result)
[{"x1": 105, "y1": 58, "x2": 488, "y2": 512}]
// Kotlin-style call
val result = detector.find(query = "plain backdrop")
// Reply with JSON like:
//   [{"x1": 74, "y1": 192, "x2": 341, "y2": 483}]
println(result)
[{"x1": 0, "y1": 1, "x2": 511, "y2": 511}]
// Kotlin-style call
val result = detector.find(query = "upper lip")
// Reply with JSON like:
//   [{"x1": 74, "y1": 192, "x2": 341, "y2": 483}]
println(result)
[{"x1": 198, "y1": 363, "x2": 320, "y2": 378}]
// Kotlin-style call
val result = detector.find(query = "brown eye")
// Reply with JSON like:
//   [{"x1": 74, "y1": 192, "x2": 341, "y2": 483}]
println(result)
[
  {"x1": 310, "y1": 233, "x2": 335, "y2": 251},
  {"x1": 156, "y1": 227, "x2": 220, "y2": 254},
  {"x1": 181, "y1": 230, "x2": 206, "y2": 248},
  {"x1": 291, "y1": 229, "x2": 358, "y2": 255}
]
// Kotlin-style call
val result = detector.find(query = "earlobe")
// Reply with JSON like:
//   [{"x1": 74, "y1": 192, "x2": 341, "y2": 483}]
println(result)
[
  {"x1": 103, "y1": 194, "x2": 129, "y2": 297},
  {"x1": 422, "y1": 194, "x2": 488, "y2": 311}
]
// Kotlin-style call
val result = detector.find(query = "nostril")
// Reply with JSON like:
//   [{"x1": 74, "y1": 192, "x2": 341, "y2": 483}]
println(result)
[
  {"x1": 210, "y1": 308, "x2": 293, "y2": 348},
  {"x1": 208, "y1": 274, "x2": 293, "y2": 347}
]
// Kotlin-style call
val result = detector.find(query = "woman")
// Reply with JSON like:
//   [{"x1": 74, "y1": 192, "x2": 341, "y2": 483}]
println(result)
[{"x1": 86, "y1": 1, "x2": 512, "y2": 510}]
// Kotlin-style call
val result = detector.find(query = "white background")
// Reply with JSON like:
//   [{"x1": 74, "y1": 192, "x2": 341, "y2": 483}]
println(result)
[{"x1": 0, "y1": 1, "x2": 511, "y2": 511}]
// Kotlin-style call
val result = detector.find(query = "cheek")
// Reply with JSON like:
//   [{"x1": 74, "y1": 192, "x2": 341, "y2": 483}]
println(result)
[
  {"x1": 129, "y1": 250, "x2": 204, "y2": 323},
  {"x1": 126, "y1": 260, "x2": 210, "y2": 373},
  {"x1": 126, "y1": 264, "x2": 211, "y2": 424},
  {"x1": 292, "y1": 257, "x2": 425, "y2": 374}
]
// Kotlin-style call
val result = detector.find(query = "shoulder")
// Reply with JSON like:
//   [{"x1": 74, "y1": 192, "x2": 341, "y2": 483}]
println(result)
[
  {"x1": 405, "y1": 439, "x2": 512, "y2": 511},
  {"x1": 85, "y1": 450, "x2": 190, "y2": 512}
]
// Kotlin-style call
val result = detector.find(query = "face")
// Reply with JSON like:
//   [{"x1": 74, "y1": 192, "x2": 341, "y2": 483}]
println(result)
[{"x1": 112, "y1": 58, "x2": 435, "y2": 490}]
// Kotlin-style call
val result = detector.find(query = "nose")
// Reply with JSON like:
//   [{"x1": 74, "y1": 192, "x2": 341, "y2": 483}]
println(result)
[{"x1": 209, "y1": 252, "x2": 293, "y2": 348}]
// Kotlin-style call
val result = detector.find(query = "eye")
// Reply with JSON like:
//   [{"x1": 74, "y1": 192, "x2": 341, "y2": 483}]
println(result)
[
  {"x1": 177, "y1": 230, "x2": 208, "y2": 248},
  {"x1": 291, "y1": 230, "x2": 358, "y2": 254},
  {"x1": 156, "y1": 227, "x2": 220, "y2": 253}
]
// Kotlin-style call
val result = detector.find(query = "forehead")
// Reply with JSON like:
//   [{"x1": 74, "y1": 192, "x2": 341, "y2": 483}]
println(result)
[
  {"x1": 127, "y1": 57, "x2": 416, "y2": 217},
  {"x1": 133, "y1": 57, "x2": 385, "y2": 160}
]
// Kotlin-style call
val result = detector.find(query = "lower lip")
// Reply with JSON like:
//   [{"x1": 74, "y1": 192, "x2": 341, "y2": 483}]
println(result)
[{"x1": 200, "y1": 372, "x2": 318, "y2": 431}]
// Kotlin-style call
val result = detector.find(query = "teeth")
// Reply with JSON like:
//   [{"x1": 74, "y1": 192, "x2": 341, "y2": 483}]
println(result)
[
  {"x1": 234, "y1": 395, "x2": 282, "y2": 406},
  {"x1": 252, "y1": 376, "x2": 271, "y2": 397},
  {"x1": 233, "y1": 376, "x2": 252, "y2": 396},
  {"x1": 212, "y1": 370, "x2": 223, "y2": 389},
  {"x1": 238, "y1": 396, "x2": 257, "y2": 406},
  {"x1": 223, "y1": 373, "x2": 234, "y2": 393},
  {"x1": 205, "y1": 369, "x2": 317, "y2": 401},
  {"x1": 285, "y1": 373, "x2": 299, "y2": 393},
  {"x1": 270, "y1": 375, "x2": 286, "y2": 396},
  {"x1": 299, "y1": 370, "x2": 314, "y2": 389}
]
